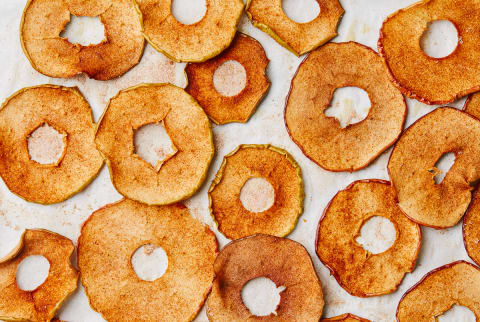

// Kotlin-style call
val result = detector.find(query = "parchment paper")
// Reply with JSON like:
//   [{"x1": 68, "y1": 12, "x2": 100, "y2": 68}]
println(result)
[{"x1": 0, "y1": 0, "x2": 474, "y2": 321}]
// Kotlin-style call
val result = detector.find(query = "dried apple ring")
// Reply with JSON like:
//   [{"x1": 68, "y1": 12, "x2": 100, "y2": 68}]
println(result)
[
  {"x1": 285, "y1": 42, "x2": 406, "y2": 172},
  {"x1": 463, "y1": 190, "x2": 480, "y2": 266},
  {"x1": 322, "y1": 313, "x2": 370, "y2": 322},
  {"x1": 0, "y1": 85, "x2": 103, "y2": 204},
  {"x1": 396, "y1": 261, "x2": 480, "y2": 321},
  {"x1": 95, "y1": 84, "x2": 214, "y2": 205},
  {"x1": 246, "y1": 0, "x2": 344, "y2": 56},
  {"x1": 463, "y1": 92, "x2": 480, "y2": 119},
  {"x1": 316, "y1": 180, "x2": 421, "y2": 297},
  {"x1": 378, "y1": 0, "x2": 480, "y2": 105},
  {"x1": 135, "y1": 0, "x2": 244, "y2": 62},
  {"x1": 185, "y1": 33, "x2": 270, "y2": 125},
  {"x1": 206, "y1": 234, "x2": 324, "y2": 321},
  {"x1": 0, "y1": 229, "x2": 79, "y2": 322},
  {"x1": 78, "y1": 198, "x2": 218, "y2": 322},
  {"x1": 21, "y1": 0, "x2": 144, "y2": 80},
  {"x1": 388, "y1": 107, "x2": 480, "y2": 228},
  {"x1": 209, "y1": 144, "x2": 303, "y2": 240}
]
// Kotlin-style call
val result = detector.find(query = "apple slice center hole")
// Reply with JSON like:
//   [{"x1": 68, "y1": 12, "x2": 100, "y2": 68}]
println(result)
[
  {"x1": 27, "y1": 123, "x2": 66, "y2": 165},
  {"x1": 437, "y1": 305, "x2": 475, "y2": 322},
  {"x1": 325, "y1": 87, "x2": 371, "y2": 129},
  {"x1": 282, "y1": 0, "x2": 320, "y2": 23},
  {"x1": 60, "y1": 15, "x2": 106, "y2": 46},
  {"x1": 240, "y1": 177, "x2": 275, "y2": 213},
  {"x1": 131, "y1": 244, "x2": 168, "y2": 281},
  {"x1": 420, "y1": 20, "x2": 459, "y2": 58},
  {"x1": 241, "y1": 277, "x2": 286, "y2": 317},
  {"x1": 16, "y1": 255, "x2": 50, "y2": 291},
  {"x1": 134, "y1": 122, "x2": 178, "y2": 172},
  {"x1": 356, "y1": 216, "x2": 396, "y2": 254},
  {"x1": 433, "y1": 152, "x2": 456, "y2": 185},
  {"x1": 213, "y1": 60, "x2": 247, "y2": 97},
  {"x1": 172, "y1": 0, "x2": 206, "y2": 25}
]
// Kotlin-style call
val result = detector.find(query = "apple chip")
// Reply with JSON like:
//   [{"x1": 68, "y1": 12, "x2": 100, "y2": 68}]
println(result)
[
  {"x1": 464, "y1": 190, "x2": 480, "y2": 266},
  {"x1": 95, "y1": 84, "x2": 214, "y2": 205},
  {"x1": 21, "y1": 0, "x2": 144, "y2": 80},
  {"x1": 388, "y1": 107, "x2": 480, "y2": 228},
  {"x1": 285, "y1": 42, "x2": 406, "y2": 172},
  {"x1": 379, "y1": 0, "x2": 480, "y2": 104},
  {"x1": 135, "y1": 0, "x2": 243, "y2": 62},
  {"x1": 0, "y1": 229, "x2": 78, "y2": 322},
  {"x1": 316, "y1": 180, "x2": 421, "y2": 297},
  {"x1": 185, "y1": 33, "x2": 270, "y2": 125},
  {"x1": 396, "y1": 261, "x2": 480, "y2": 321},
  {"x1": 0, "y1": 85, "x2": 103, "y2": 204},
  {"x1": 246, "y1": 0, "x2": 343, "y2": 56},
  {"x1": 78, "y1": 198, "x2": 218, "y2": 321},
  {"x1": 322, "y1": 313, "x2": 370, "y2": 322},
  {"x1": 209, "y1": 144, "x2": 303, "y2": 240},
  {"x1": 207, "y1": 234, "x2": 324, "y2": 321}
]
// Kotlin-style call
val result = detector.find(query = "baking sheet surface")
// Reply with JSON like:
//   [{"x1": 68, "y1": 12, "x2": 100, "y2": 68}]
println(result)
[{"x1": 0, "y1": 0, "x2": 474, "y2": 321}]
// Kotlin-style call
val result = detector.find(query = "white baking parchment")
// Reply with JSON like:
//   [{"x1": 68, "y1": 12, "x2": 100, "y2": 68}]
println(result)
[{"x1": 0, "y1": 0, "x2": 475, "y2": 321}]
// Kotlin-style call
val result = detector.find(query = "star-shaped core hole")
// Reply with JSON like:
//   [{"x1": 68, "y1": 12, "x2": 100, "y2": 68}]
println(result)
[{"x1": 134, "y1": 121, "x2": 178, "y2": 172}]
